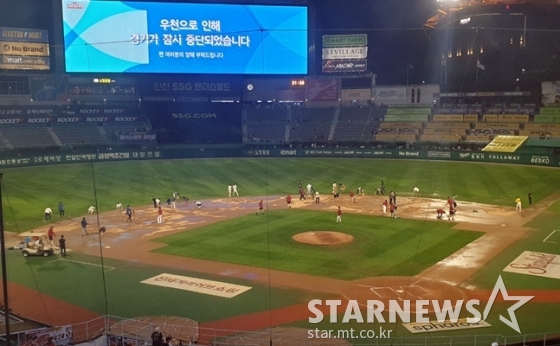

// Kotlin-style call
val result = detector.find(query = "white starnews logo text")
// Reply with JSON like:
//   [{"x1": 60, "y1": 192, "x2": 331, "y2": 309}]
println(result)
[{"x1": 308, "y1": 275, "x2": 533, "y2": 333}]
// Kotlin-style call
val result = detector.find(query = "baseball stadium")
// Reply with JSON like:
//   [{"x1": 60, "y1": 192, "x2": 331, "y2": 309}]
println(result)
[{"x1": 1, "y1": 0, "x2": 560, "y2": 346}]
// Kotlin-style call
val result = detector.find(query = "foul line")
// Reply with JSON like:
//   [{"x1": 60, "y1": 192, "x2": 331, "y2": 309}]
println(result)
[
  {"x1": 49, "y1": 259, "x2": 116, "y2": 272},
  {"x1": 542, "y1": 230, "x2": 558, "y2": 244}
]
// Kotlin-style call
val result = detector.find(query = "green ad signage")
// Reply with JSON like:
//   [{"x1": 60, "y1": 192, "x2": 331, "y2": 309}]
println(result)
[{"x1": 322, "y1": 34, "x2": 367, "y2": 47}]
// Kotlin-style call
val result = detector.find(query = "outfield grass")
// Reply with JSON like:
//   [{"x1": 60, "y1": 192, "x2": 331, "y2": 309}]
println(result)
[
  {"x1": 6, "y1": 251, "x2": 323, "y2": 322},
  {"x1": 153, "y1": 209, "x2": 481, "y2": 280},
  {"x1": 4, "y1": 158, "x2": 560, "y2": 233}
]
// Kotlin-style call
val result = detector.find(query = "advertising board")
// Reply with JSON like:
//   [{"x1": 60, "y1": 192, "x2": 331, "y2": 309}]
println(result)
[
  {"x1": 322, "y1": 47, "x2": 367, "y2": 60},
  {"x1": 306, "y1": 78, "x2": 339, "y2": 101},
  {"x1": 0, "y1": 27, "x2": 50, "y2": 70},
  {"x1": 373, "y1": 87, "x2": 407, "y2": 103},
  {"x1": 62, "y1": 0, "x2": 308, "y2": 74},
  {"x1": 322, "y1": 34, "x2": 367, "y2": 47},
  {"x1": 322, "y1": 59, "x2": 367, "y2": 73}
]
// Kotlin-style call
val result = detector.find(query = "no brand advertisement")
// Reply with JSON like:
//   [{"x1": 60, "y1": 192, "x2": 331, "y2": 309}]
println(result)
[
  {"x1": 398, "y1": 151, "x2": 419, "y2": 157},
  {"x1": 1, "y1": 42, "x2": 49, "y2": 56}
]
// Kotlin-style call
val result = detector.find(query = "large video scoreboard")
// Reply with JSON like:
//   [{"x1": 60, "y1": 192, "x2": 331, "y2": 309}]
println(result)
[{"x1": 61, "y1": 0, "x2": 308, "y2": 75}]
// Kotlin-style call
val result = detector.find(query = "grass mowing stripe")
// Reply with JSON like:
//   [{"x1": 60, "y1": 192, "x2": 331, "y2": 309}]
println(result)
[
  {"x1": 7, "y1": 252, "x2": 322, "y2": 322},
  {"x1": 4, "y1": 158, "x2": 560, "y2": 233},
  {"x1": 154, "y1": 209, "x2": 481, "y2": 280}
]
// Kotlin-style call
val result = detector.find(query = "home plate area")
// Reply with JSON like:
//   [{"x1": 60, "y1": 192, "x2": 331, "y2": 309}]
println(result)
[{"x1": 343, "y1": 277, "x2": 465, "y2": 310}]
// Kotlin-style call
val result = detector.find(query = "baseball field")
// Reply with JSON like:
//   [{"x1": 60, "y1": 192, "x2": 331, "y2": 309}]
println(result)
[{"x1": 3, "y1": 158, "x2": 560, "y2": 345}]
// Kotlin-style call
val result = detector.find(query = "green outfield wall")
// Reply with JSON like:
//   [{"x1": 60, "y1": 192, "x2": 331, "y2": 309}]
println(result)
[{"x1": 0, "y1": 147, "x2": 558, "y2": 169}]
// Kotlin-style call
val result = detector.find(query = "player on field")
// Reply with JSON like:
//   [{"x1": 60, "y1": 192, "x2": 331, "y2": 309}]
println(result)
[
  {"x1": 515, "y1": 196, "x2": 522, "y2": 212},
  {"x1": 448, "y1": 205, "x2": 455, "y2": 221},
  {"x1": 256, "y1": 200, "x2": 264, "y2": 215},
  {"x1": 286, "y1": 195, "x2": 292, "y2": 208},
  {"x1": 336, "y1": 207, "x2": 342, "y2": 222},
  {"x1": 389, "y1": 191, "x2": 396, "y2": 205},
  {"x1": 126, "y1": 205, "x2": 133, "y2": 221},
  {"x1": 447, "y1": 196, "x2": 454, "y2": 208},
  {"x1": 299, "y1": 188, "x2": 306, "y2": 201},
  {"x1": 436, "y1": 208, "x2": 445, "y2": 220},
  {"x1": 382, "y1": 200, "x2": 388, "y2": 215},
  {"x1": 412, "y1": 186, "x2": 420, "y2": 197}
]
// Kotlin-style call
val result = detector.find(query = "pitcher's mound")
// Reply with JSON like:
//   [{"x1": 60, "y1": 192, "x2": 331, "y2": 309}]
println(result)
[{"x1": 292, "y1": 231, "x2": 354, "y2": 245}]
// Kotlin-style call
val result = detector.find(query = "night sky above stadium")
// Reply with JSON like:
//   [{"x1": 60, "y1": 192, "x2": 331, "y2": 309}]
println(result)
[{"x1": 3, "y1": 0, "x2": 557, "y2": 86}]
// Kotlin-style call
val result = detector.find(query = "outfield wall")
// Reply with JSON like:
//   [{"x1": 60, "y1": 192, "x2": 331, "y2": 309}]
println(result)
[{"x1": 0, "y1": 147, "x2": 558, "y2": 169}]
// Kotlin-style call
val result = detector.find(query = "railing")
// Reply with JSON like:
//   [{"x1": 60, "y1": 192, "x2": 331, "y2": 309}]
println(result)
[{"x1": 68, "y1": 316, "x2": 560, "y2": 346}]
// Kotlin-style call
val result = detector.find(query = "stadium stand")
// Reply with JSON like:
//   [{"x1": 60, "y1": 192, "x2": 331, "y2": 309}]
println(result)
[
  {"x1": 374, "y1": 133, "x2": 417, "y2": 142},
  {"x1": 0, "y1": 125, "x2": 58, "y2": 148},
  {"x1": 290, "y1": 108, "x2": 334, "y2": 142},
  {"x1": 384, "y1": 107, "x2": 430, "y2": 122},
  {"x1": 521, "y1": 123, "x2": 560, "y2": 138},
  {"x1": 52, "y1": 123, "x2": 109, "y2": 145},
  {"x1": 0, "y1": 130, "x2": 13, "y2": 149},
  {"x1": 534, "y1": 106, "x2": 560, "y2": 124},
  {"x1": 245, "y1": 108, "x2": 287, "y2": 143},
  {"x1": 333, "y1": 107, "x2": 383, "y2": 141},
  {"x1": 103, "y1": 122, "x2": 150, "y2": 141}
]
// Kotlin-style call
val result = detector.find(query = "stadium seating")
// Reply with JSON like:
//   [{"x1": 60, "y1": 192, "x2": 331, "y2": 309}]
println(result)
[
  {"x1": 290, "y1": 108, "x2": 334, "y2": 142},
  {"x1": 466, "y1": 135, "x2": 492, "y2": 142},
  {"x1": 419, "y1": 134, "x2": 461, "y2": 142},
  {"x1": 374, "y1": 133, "x2": 417, "y2": 142},
  {"x1": 426, "y1": 122, "x2": 470, "y2": 129},
  {"x1": 333, "y1": 107, "x2": 382, "y2": 141},
  {"x1": 103, "y1": 122, "x2": 150, "y2": 141},
  {"x1": 0, "y1": 125, "x2": 58, "y2": 148},
  {"x1": 245, "y1": 108, "x2": 287, "y2": 143},
  {"x1": 52, "y1": 124, "x2": 109, "y2": 145}
]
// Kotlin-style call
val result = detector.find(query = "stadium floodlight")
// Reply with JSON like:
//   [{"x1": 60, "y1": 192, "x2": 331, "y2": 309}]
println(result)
[{"x1": 460, "y1": 17, "x2": 471, "y2": 25}]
